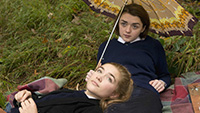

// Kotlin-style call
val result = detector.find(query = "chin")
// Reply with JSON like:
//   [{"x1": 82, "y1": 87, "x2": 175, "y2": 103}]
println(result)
[
  {"x1": 122, "y1": 38, "x2": 131, "y2": 42},
  {"x1": 86, "y1": 84, "x2": 97, "y2": 92}
]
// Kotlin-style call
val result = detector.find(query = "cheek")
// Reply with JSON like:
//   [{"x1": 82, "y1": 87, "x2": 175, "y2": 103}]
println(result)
[
  {"x1": 86, "y1": 81, "x2": 92, "y2": 90},
  {"x1": 119, "y1": 27, "x2": 123, "y2": 36},
  {"x1": 101, "y1": 83, "x2": 117, "y2": 93},
  {"x1": 97, "y1": 82, "x2": 118, "y2": 98},
  {"x1": 131, "y1": 30, "x2": 141, "y2": 36}
]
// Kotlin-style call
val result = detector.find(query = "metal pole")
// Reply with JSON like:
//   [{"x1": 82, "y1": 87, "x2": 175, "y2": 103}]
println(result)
[{"x1": 96, "y1": 0, "x2": 129, "y2": 69}]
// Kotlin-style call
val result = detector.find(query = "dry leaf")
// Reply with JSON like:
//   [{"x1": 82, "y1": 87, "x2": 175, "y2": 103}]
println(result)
[
  {"x1": 84, "y1": 34, "x2": 92, "y2": 40},
  {"x1": 55, "y1": 38, "x2": 62, "y2": 42},
  {"x1": 71, "y1": 14, "x2": 80, "y2": 25},
  {"x1": 31, "y1": 29, "x2": 37, "y2": 34},
  {"x1": 57, "y1": 52, "x2": 63, "y2": 58},
  {"x1": 42, "y1": 37, "x2": 48, "y2": 43},
  {"x1": 48, "y1": 13, "x2": 53, "y2": 19},
  {"x1": 34, "y1": 70, "x2": 38, "y2": 75}
]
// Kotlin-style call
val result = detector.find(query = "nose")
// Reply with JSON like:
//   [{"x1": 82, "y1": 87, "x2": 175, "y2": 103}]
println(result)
[
  {"x1": 125, "y1": 25, "x2": 131, "y2": 33},
  {"x1": 96, "y1": 76, "x2": 102, "y2": 82}
]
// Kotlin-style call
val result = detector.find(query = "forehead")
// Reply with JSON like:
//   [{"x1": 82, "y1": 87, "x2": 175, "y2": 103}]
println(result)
[
  {"x1": 120, "y1": 13, "x2": 142, "y2": 24},
  {"x1": 102, "y1": 64, "x2": 121, "y2": 80}
]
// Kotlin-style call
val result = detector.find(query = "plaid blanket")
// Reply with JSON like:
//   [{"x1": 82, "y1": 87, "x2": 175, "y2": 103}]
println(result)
[
  {"x1": 6, "y1": 72, "x2": 200, "y2": 113},
  {"x1": 7, "y1": 76, "x2": 67, "y2": 108},
  {"x1": 160, "y1": 71, "x2": 200, "y2": 113}
]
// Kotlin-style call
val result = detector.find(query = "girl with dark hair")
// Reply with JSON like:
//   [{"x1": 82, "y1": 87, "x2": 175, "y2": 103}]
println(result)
[{"x1": 86, "y1": 3, "x2": 171, "y2": 113}]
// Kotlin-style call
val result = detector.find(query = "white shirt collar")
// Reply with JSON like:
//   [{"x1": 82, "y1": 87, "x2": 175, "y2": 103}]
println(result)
[
  {"x1": 86, "y1": 94, "x2": 97, "y2": 99},
  {"x1": 117, "y1": 36, "x2": 142, "y2": 44}
]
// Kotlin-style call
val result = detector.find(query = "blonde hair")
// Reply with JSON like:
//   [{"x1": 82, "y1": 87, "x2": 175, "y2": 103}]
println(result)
[{"x1": 100, "y1": 62, "x2": 133, "y2": 111}]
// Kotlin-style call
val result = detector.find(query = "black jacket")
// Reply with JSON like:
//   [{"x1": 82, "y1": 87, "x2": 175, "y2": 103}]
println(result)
[{"x1": 11, "y1": 89, "x2": 102, "y2": 113}]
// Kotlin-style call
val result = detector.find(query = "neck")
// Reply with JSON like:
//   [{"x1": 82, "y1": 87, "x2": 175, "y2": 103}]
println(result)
[{"x1": 85, "y1": 90, "x2": 100, "y2": 99}]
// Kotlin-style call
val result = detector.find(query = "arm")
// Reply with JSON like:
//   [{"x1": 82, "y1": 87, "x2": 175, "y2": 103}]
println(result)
[
  {"x1": 150, "y1": 39, "x2": 171, "y2": 92},
  {"x1": 155, "y1": 41, "x2": 171, "y2": 88}
]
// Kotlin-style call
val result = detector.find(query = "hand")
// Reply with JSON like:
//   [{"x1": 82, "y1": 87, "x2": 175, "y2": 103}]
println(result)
[
  {"x1": 15, "y1": 90, "x2": 32, "y2": 102},
  {"x1": 85, "y1": 70, "x2": 95, "y2": 81},
  {"x1": 85, "y1": 62, "x2": 101, "y2": 82},
  {"x1": 149, "y1": 79, "x2": 166, "y2": 93},
  {"x1": 19, "y1": 98, "x2": 38, "y2": 113}
]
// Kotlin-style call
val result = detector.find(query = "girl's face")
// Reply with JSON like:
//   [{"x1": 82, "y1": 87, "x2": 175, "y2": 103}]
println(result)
[
  {"x1": 119, "y1": 13, "x2": 145, "y2": 42},
  {"x1": 86, "y1": 64, "x2": 120, "y2": 99}
]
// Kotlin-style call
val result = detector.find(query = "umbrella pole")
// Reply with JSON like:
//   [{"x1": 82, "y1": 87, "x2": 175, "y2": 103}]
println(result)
[{"x1": 96, "y1": 0, "x2": 129, "y2": 69}]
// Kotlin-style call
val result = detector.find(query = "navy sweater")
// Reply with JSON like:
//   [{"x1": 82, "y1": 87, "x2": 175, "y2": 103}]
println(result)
[
  {"x1": 97, "y1": 36, "x2": 171, "y2": 94},
  {"x1": 11, "y1": 89, "x2": 102, "y2": 113}
]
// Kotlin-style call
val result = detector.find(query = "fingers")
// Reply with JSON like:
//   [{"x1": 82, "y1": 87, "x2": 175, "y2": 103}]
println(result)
[
  {"x1": 157, "y1": 86, "x2": 165, "y2": 93},
  {"x1": 149, "y1": 79, "x2": 165, "y2": 93},
  {"x1": 15, "y1": 90, "x2": 32, "y2": 102},
  {"x1": 149, "y1": 81, "x2": 154, "y2": 85},
  {"x1": 85, "y1": 70, "x2": 95, "y2": 81},
  {"x1": 19, "y1": 98, "x2": 37, "y2": 113},
  {"x1": 19, "y1": 107, "x2": 23, "y2": 113}
]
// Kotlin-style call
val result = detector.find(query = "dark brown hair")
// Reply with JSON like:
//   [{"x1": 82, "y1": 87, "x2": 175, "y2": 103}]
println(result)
[{"x1": 115, "y1": 3, "x2": 150, "y2": 39}]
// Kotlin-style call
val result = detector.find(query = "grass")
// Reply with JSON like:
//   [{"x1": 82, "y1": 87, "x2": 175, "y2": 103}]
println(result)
[{"x1": 0, "y1": 0, "x2": 199, "y2": 109}]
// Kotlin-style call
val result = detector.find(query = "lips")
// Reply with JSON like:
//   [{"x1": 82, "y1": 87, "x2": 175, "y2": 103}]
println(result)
[
  {"x1": 91, "y1": 80, "x2": 99, "y2": 87},
  {"x1": 124, "y1": 34, "x2": 131, "y2": 38}
]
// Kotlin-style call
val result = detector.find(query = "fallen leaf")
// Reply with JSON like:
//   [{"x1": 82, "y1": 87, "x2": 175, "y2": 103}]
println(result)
[
  {"x1": 55, "y1": 38, "x2": 62, "y2": 42},
  {"x1": 31, "y1": 29, "x2": 37, "y2": 34},
  {"x1": 84, "y1": 34, "x2": 92, "y2": 40},
  {"x1": 71, "y1": 14, "x2": 80, "y2": 25},
  {"x1": 34, "y1": 70, "x2": 38, "y2": 75},
  {"x1": 47, "y1": 13, "x2": 53, "y2": 19},
  {"x1": 42, "y1": 37, "x2": 48, "y2": 43},
  {"x1": 57, "y1": 52, "x2": 63, "y2": 58}
]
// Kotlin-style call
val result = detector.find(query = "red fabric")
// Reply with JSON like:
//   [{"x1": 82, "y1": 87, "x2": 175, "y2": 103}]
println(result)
[
  {"x1": 17, "y1": 79, "x2": 59, "y2": 94},
  {"x1": 6, "y1": 77, "x2": 67, "y2": 108},
  {"x1": 171, "y1": 103, "x2": 194, "y2": 113},
  {"x1": 160, "y1": 71, "x2": 200, "y2": 113}
]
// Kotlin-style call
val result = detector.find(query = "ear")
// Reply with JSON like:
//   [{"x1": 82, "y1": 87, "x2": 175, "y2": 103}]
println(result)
[{"x1": 109, "y1": 92, "x2": 119, "y2": 99}]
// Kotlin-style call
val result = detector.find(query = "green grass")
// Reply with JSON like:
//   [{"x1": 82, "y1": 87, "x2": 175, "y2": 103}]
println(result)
[{"x1": 0, "y1": 0, "x2": 199, "y2": 109}]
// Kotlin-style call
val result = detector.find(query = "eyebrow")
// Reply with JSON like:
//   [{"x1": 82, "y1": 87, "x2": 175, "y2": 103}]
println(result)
[
  {"x1": 100, "y1": 66, "x2": 116, "y2": 83},
  {"x1": 120, "y1": 20, "x2": 140, "y2": 26}
]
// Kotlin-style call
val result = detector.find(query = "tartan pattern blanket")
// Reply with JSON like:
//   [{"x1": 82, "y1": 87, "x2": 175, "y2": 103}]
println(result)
[
  {"x1": 7, "y1": 76, "x2": 67, "y2": 108},
  {"x1": 160, "y1": 71, "x2": 200, "y2": 113},
  {"x1": 6, "y1": 72, "x2": 200, "y2": 113}
]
